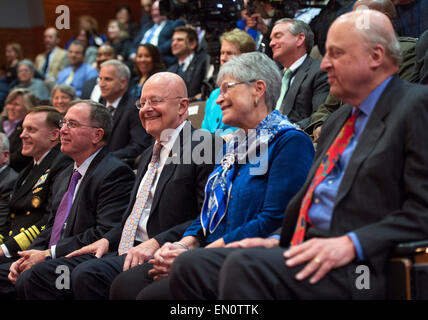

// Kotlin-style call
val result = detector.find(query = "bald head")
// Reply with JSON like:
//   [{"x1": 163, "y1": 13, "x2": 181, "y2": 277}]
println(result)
[
  {"x1": 353, "y1": 0, "x2": 397, "y2": 21},
  {"x1": 139, "y1": 72, "x2": 189, "y2": 141},
  {"x1": 44, "y1": 27, "x2": 60, "y2": 52}
]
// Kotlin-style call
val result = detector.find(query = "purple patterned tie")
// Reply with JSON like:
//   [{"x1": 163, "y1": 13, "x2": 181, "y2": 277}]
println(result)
[
  {"x1": 49, "y1": 170, "x2": 82, "y2": 248},
  {"x1": 118, "y1": 143, "x2": 163, "y2": 255}
]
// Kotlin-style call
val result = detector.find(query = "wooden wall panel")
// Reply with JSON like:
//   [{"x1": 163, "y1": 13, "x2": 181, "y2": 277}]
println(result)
[{"x1": 0, "y1": 0, "x2": 141, "y2": 67}]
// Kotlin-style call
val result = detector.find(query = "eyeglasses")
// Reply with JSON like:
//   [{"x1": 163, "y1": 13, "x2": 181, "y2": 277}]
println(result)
[
  {"x1": 59, "y1": 119, "x2": 98, "y2": 129},
  {"x1": 135, "y1": 96, "x2": 183, "y2": 110},
  {"x1": 219, "y1": 80, "x2": 257, "y2": 96}
]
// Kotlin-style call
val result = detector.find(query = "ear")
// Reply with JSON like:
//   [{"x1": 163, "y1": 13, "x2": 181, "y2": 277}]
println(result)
[
  {"x1": 368, "y1": 44, "x2": 385, "y2": 69},
  {"x1": 120, "y1": 78, "x2": 128, "y2": 91},
  {"x1": 92, "y1": 128, "x2": 105, "y2": 144},
  {"x1": 253, "y1": 80, "x2": 266, "y2": 101},
  {"x1": 190, "y1": 40, "x2": 198, "y2": 51},
  {"x1": 178, "y1": 97, "x2": 189, "y2": 117},
  {"x1": 49, "y1": 128, "x2": 60, "y2": 142},
  {"x1": 295, "y1": 33, "x2": 306, "y2": 49}
]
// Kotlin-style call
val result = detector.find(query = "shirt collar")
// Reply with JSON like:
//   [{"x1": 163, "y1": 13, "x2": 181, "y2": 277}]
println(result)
[
  {"x1": 158, "y1": 120, "x2": 187, "y2": 152},
  {"x1": 355, "y1": 76, "x2": 393, "y2": 117},
  {"x1": 73, "y1": 147, "x2": 102, "y2": 177},
  {"x1": 287, "y1": 54, "x2": 307, "y2": 74}
]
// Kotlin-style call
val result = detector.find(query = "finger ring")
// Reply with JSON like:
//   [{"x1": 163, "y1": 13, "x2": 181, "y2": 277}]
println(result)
[{"x1": 313, "y1": 257, "x2": 321, "y2": 264}]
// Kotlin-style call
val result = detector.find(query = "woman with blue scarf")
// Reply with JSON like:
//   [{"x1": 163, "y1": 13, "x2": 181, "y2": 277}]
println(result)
[{"x1": 110, "y1": 52, "x2": 314, "y2": 299}]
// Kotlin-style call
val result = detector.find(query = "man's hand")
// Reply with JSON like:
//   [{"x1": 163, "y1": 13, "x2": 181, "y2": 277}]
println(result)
[
  {"x1": 66, "y1": 238, "x2": 109, "y2": 259},
  {"x1": 8, "y1": 258, "x2": 26, "y2": 284},
  {"x1": 283, "y1": 236, "x2": 356, "y2": 284},
  {"x1": 15, "y1": 250, "x2": 46, "y2": 273},
  {"x1": 312, "y1": 125, "x2": 322, "y2": 143},
  {"x1": 122, "y1": 238, "x2": 160, "y2": 272},
  {"x1": 226, "y1": 237, "x2": 279, "y2": 248},
  {"x1": 148, "y1": 242, "x2": 186, "y2": 281}
]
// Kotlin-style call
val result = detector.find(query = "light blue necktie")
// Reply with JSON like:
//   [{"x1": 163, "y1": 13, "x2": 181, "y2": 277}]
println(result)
[{"x1": 275, "y1": 69, "x2": 293, "y2": 111}]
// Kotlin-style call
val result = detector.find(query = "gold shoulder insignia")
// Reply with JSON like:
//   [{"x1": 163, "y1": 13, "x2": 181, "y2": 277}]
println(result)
[{"x1": 32, "y1": 187, "x2": 43, "y2": 194}]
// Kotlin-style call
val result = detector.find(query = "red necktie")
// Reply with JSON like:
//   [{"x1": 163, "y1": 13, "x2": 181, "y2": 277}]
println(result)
[{"x1": 290, "y1": 110, "x2": 358, "y2": 246}]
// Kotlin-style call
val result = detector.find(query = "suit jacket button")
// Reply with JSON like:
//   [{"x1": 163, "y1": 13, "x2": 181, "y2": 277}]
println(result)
[
  {"x1": 10, "y1": 213, "x2": 15, "y2": 219},
  {"x1": 20, "y1": 228, "x2": 25, "y2": 233},
  {"x1": 9, "y1": 231, "x2": 12, "y2": 236},
  {"x1": 26, "y1": 211, "x2": 31, "y2": 215}
]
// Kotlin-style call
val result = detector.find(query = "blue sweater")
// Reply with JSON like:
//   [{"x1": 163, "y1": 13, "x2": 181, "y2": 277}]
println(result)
[{"x1": 183, "y1": 129, "x2": 314, "y2": 245}]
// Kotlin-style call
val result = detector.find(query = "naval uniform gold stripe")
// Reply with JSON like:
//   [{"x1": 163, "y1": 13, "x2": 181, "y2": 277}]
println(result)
[
  {"x1": 24, "y1": 229, "x2": 34, "y2": 242},
  {"x1": 14, "y1": 232, "x2": 32, "y2": 251}
]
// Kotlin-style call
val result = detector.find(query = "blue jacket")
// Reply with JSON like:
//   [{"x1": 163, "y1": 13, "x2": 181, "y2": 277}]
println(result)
[{"x1": 183, "y1": 128, "x2": 314, "y2": 245}]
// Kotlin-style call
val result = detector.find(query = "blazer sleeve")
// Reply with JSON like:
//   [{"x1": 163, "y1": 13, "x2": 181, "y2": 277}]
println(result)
[{"x1": 54, "y1": 163, "x2": 135, "y2": 257}]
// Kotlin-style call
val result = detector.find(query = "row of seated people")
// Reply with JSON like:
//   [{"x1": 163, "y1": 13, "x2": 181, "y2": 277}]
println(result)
[{"x1": 0, "y1": 6, "x2": 427, "y2": 300}]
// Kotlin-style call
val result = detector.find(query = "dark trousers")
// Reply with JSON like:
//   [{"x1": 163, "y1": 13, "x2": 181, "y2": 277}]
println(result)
[
  {"x1": 110, "y1": 261, "x2": 172, "y2": 300},
  {"x1": 170, "y1": 247, "x2": 356, "y2": 300},
  {"x1": 0, "y1": 257, "x2": 17, "y2": 299}
]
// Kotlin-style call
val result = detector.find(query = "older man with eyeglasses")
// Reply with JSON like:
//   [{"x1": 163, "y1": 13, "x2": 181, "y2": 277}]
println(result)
[
  {"x1": 0, "y1": 100, "x2": 136, "y2": 299},
  {"x1": 14, "y1": 73, "x2": 219, "y2": 300}
]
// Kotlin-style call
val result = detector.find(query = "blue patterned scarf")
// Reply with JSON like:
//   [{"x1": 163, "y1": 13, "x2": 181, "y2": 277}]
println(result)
[{"x1": 200, "y1": 110, "x2": 299, "y2": 236}]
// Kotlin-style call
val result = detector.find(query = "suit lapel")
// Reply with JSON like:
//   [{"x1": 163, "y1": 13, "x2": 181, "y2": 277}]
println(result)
[
  {"x1": 282, "y1": 56, "x2": 311, "y2": 115},
  {"x1": 150, "y1": 122, "x2": 192, "y2": 214},
  {"x1": 111, "y1": 94, "x2": 128, "y2": 133}
]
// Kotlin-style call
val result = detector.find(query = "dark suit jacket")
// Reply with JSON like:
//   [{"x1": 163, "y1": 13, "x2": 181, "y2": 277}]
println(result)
[
  {"x1": 132, "y1": 19, "x2": 185, "y2": 67},
  {"x1": 279, "y1": 76, "x2": 428, "y2": 299},
  {"x1": 102, "y1": 92, "x2": 152, "y2": 164},
  {"x1": 167, "y1": 51, "x2": 210, "y2": 98},
  {"x1": 2, "y1": 145, "x2": 72, "y2": 256},
  {"x1": 0, "y1": 118, "x2": 32, "y2": 172},
  {"x1": 30, "y1": 148, "x2": 135, "y2": 258},
  {"x1": 80, "y1": 77, "x2": 98, "y2": 100},
  {"x1": 0, "y1": 166, "x2": 18, "y2": 239},
  {"x1": 104, "y1": 121, "x2": 218, "y2": 250},
  {"x1": 279, "y1": 55, "x2": 330, "y2": 129}
]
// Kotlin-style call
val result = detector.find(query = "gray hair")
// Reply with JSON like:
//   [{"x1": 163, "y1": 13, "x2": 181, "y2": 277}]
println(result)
[
  {"x1": 100, "y1": 59, "x2": 131, "y2": 81},
  {"x1": 217, "y1": 52, "x2": 282, "y2": 111},
  {"x1": 68, "y1": 99, "x2": 113, "y2": 142},
  {"x1": 18, "y1": 59, "x2": 36, "y2": 74},
  {"x1": 0, "y1": 133, "x2": 10, "y2": 152},
  {"x1": 51, "y1": 84, "x2": 77, "y2": 100},
  {"x1": 275, "y1": 18, "x2": 314, "y2": 54}
]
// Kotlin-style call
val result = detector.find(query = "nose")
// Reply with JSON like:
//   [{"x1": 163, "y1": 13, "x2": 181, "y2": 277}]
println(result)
[
  {"x1": 320, "y1": 54, "x2": 330, "y2": 72},
  {"x1": 216, "y1": 93, "x2": 224, "y2": 106}
]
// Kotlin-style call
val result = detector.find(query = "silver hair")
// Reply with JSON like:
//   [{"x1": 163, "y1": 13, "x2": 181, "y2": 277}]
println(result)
[
  {"x1": 18, "y1": 59, "x2": 36, "y2": 73},
  {"x1": 274, "y1": 18, "x2": 314, "y2": 54},
  {"x1": 0, "y1": 133, "x2": 10, "y2": 152},
  {"x1": 100, "y1": 59, "x2": 131, "y2": 81},
  {"x1": 217, "y1": 52, "x2": 282, "y2": 111},
  {"x1": 51, "y1": 83, "x2": 77, "y2": 99}
]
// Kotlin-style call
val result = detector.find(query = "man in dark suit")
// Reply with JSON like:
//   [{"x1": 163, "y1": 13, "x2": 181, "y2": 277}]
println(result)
[
  {"x1": 168, "y1": 10, "x2": 428, "y2": 300},
  {"x1": 167, "y1": 26, "x2": 210, "y2": 101},
  {"x1": 17, "y1": 72, "x2": 218, "y2": 300},
  {"x1": 0, "y1": 100, "x2": 135, "y2": 298},
  {"x1": 98, "y1": 59, "x2": 152, "y2": 166},
  {"x1": 0, "y1": 133, "x2": 19, "y2": 245},
  {"x1": 130, "y1": 0, "x2": 185, "y2": 67},
  {"x1": 0, "y1": 107, "x2": 72, "y2": 263},
  {"x1": 271, "y1": 18, "x2": 330, "y2": 129}
]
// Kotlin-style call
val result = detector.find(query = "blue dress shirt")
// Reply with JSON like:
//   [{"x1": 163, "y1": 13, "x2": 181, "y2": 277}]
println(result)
[{"x1": 308, "y1": 76, "x2": 392, "y2": 260}]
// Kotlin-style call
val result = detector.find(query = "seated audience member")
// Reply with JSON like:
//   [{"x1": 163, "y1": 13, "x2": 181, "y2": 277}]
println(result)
[
  {"x1": 128, "y1": 43, "x2": 165, "y2": 102},
  {"x1": 139, "y1": 0, "x2": 154, "y2": 27},
  {"x1": 170, "y1": 10, "x2": 428, "y2": 301},
  {"x1": 306, "y1": 0, "x2": 418, "y2": 140},
  {"x1": 0, "y1": 89, "x2": 37, "y2": 172},
  {"x1": 34, "y1": 27, "x2": 68, "y2": 86},
  {"x1": 110, "y1": 52, "x2": 315, "y2": 300},
  {"x1": 131, "y1": 0, "x2": 185, "y2": 67},
  {"x1": 167, "y1": 26, "x2": 210, "y2": 101},
  {"x1": 65, "y1": 15, "x2": 107, "y2": 49},
  {"x1": 106, "y1": 20, "x2": 133, "y2": 63},
  {"x1": 201, "y1": 28, "x2": 256, "y2": 136},
  {"x1": 271, "y1": 18, "x2": 330, "y2": 129},
  {"x1": 81, "y1": 44, "x2": 116, "y2": 101},
  {"x1": 50, "y1": 84, "x2": 76, "y2": 115},
  {"x1": 115, "y1": 5, "x2": 140, "y2": 41},
  {"x1": 14, "y1": 60, "x2": 50, "y2": 103},
  {"x1": 0, "y1": 100, "x2": 135, "y2": 299},
  {"x1": 0, "y1": 133, "x2": 19, "y2": 246},
  {"x1": 98, "y1": 60, "x2": 152, "y2": 165},
  {"x1": 4, "y1": 43, "x2": 23, "y2": 86},
  {"x1": 57, "y1": 41, "x2": 99, "y2": 97},
  {"x1": 410, "y1": 28, "x2": 428, "y2": 84},
  {"x1": 0, "y1": 107, "x2": 72, "y2": 264},
  {"x1": 393, "y1": 0, "x2": 428, "y2": 38},
  {"x1": 16, "y1": 72, "x2": 218, "y2": 300}
]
